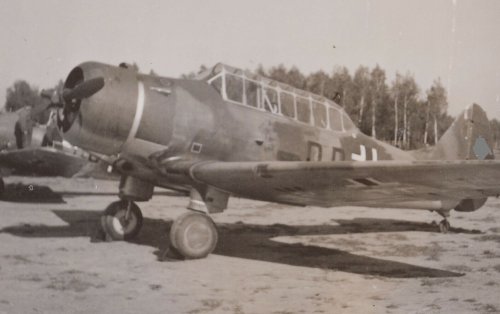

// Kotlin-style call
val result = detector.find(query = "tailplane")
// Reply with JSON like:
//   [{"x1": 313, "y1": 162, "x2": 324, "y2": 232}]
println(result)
[{"x1": 429, "y1": 103, "x2": 494, "y2": 160}]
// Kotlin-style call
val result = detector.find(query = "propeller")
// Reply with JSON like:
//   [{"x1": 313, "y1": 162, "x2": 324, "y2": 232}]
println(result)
[
  {"x1": 62, "y1": 77, "x2": 105, "y2": 103},
  {"x1": 58, "y1": 76, "x2": 105, "y2": 132}
]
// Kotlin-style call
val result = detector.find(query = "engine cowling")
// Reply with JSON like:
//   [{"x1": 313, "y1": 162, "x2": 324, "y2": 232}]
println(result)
[{"x1": 61, "y1": 62, "x2": 139, "y2": 156}]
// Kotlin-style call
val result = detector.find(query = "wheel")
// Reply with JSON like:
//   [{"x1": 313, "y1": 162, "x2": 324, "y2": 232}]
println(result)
[
  {"x1": 101, "y1": 200, "x2": 143, "y2": 240},
  {"x1": 169, "y1": 211, "x2": 218, "y2": 259},
  {"x1": 439, "y1": 219, "x2": 450, "y2": 234}
]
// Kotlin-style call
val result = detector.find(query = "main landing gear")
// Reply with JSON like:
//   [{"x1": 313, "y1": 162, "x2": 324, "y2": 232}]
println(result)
[
  {"x1": 99, "y1": 176, "x2": 225, "y2": 259},
  {"x1": 100, "y1": 200, "x2": 218, "y2": 259}
]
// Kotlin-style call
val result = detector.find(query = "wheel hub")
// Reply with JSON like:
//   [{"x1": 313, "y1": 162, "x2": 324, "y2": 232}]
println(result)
[
  {"x1": 112, "y1": 210, "x2": 137, "y2": 235},
  {"x1": 184, "y1": 222, "x2": 212, "y2": 251}
]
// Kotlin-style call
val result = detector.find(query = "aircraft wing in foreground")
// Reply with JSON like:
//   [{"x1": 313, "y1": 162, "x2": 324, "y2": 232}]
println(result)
[{"x1": 187, "y1": 159, "x2": 498, "y2": 210}]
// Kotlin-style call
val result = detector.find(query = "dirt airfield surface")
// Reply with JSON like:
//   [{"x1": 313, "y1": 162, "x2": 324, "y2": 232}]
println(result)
[{"x1": 0, "y1": 176, "x2": 499, "y2": 314}]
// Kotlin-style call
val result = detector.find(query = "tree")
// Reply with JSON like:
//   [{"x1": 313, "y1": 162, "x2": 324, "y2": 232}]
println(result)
[
  {"x1": 390, "y1": 73, "x2": 403, "y2": 145},
  {"x1": 351, "y1": 66, "x2": 370, "y2": 130},
  {"x1": 305, "y1": 70, "x2": 329, "y2": 96},
  {"x1": 425, "y1": 79, "x2": 448, "y2": 145},
  {"x1": 181, "y1": 65, "x2": 208, "y2": 79},
  {"x1": 267, "y1": 64, "x2": 289, "y2": 84},
  {"x1": 395, "y1": 73, "x2": 419, "y2": 149},
  {"x1": 5, "y1": 80, "x2": 41, "y2": 112},
  {"x1": 368, "y1": 65, "x2": 387, "y2": 138},
  {"x1": 285, "y1": 66, "x2": 306, "y2": 90},
  {"x1": 329, "y1": 66, "x2": 352, "y2": 108}
]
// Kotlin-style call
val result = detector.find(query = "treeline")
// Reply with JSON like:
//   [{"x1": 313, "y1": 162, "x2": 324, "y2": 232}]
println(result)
[
  {"x1": 253, "y1": 64, "x2": 500, "y2": 150},
  {"x1": 4, "y1": 80, "x2": 63, "y2": 124},
  {"x1": 4, "y1": 63, "x2": 500, "y2": 150},
  {"x1": 253, "y1": 64, "x2": 454, "y2": 150}
]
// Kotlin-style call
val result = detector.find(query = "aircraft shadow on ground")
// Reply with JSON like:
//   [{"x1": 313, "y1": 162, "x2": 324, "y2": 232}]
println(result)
[
  {"x1": 0, "y1": 183, "x2": 65, "y2": 203},
  {"x1": 0, "y1": 209, "x2": 477, "y2": 278}
]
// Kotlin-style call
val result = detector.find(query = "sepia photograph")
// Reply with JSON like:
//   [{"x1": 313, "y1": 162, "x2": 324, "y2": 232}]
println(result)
[{"x1": 1, "y1": 0, "x2": 500, "y2": 313}]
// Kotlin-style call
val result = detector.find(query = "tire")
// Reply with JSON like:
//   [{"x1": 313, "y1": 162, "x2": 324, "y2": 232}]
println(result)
[
  {"x1": 101, "y1": 200, "x2": 143, "y2": 240},
  {"x1": 169, "y1": 211, "x2": 218, "y2": 259},
  {"x1": 439, "y1": 219, "x2": 450, "y2": 234}
]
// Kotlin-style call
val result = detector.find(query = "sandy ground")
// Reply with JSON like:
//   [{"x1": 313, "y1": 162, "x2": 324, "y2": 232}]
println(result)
[{"x1": 0, "y1": 176, "x2": 499, "y2": 314}]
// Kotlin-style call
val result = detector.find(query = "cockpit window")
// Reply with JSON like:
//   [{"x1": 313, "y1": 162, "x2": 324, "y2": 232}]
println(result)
[
  {"x1": 226, "y1": 74, "x2": 243, "y2": 103},
  {"x1": 210, "y1": 76, "x2": 222, "y2": 93},
  {"x1": 329, "y1": 107, "x2": 343, "y2": 131},
  {"x1": 280, "y1": 92, "x2": 295, "y2": 118},
  {"x1": 342, "y1": 112, "x2": 356, "y2": 130},
  {"x1": 245, "y1": 80, "x2": 260, "y2": 108},
  {"x1": 312, "y1": 101, "x2": 327, "y2": 129},
  {"x1": 204, "y1": 64, "x2": 357, "y2": 132},
  {"x1": 263, "y1": 87, "x2": 279, "y2": 113},
  {"x1": 296, "y1": 97, "x2": 311, "y2": 124}
]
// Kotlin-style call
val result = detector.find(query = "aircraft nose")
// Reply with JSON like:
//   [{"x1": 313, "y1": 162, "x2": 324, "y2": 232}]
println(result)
[{"x1": 60, "y1": 62, "x2": 141, "y2": 156}]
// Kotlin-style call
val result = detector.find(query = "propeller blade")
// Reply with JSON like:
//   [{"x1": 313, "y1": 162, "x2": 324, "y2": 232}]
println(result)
[{"x1": 63, "y1": 77, "x2": 104, "y2": 102}]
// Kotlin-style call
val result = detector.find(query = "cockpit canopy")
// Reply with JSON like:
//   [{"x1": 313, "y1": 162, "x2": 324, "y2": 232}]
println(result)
[{"x1": 197, "y1": 63, "x2": 356, "y2": 132}]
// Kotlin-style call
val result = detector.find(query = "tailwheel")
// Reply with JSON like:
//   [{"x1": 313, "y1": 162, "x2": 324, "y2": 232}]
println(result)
[
  {"x1": 438, "y1": 219, "x2": 451, "y2": 234},
  {"x1": 169, "y1": 211, "x2": 218, "y2": 259},
  {"x1": 101, "y1": 200, "x2": 143, "y2": 240},
  {"x1": 436, "y1": 210, "x2": 451, "y2": 234}
]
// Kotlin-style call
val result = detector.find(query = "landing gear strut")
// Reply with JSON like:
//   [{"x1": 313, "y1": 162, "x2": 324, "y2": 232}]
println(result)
[
  {"x1": 101, "y1": 200, "x2": 143, "y2": 240},
  {"x1": 438, "y1": 219, "x2": 451, "y2": 234},
  {"x1": 437, "y1": 211, "x2": 451, "y2": 234},
  {"x1": 169, "y1": 211, "x2": 218, "y2": 259}
]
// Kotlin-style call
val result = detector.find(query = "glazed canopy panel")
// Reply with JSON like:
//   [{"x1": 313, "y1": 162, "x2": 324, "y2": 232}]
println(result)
[{"x1": 199, "y1": 63, "x2": 356, "y2": 132}]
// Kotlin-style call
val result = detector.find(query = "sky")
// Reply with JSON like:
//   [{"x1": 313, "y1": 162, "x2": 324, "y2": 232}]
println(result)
[{"x1": 1, "y1": 0, "x2": 500, "y2": 118}]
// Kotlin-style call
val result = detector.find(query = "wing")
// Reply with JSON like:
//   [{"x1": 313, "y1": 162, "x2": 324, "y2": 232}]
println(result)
[
  {"x1": 0, "y1": 147, "x2": 87, "y2": 177},
  {"x1": 186, "y1": 160, "x2": 500, "y2": 207}
]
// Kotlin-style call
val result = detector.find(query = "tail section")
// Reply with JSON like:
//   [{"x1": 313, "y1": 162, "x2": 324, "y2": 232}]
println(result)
[{"x1": 430, "y1": 103, "x2": 494, "y2": 160}]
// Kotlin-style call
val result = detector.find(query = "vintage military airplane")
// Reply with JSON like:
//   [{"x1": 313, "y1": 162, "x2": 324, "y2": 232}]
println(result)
[
  {"x1": 0, "y1": 97, "x2": 90, "y2": 196},
  {"x1": 56, "y1": 61, "x2": 498, "y2": 259}
]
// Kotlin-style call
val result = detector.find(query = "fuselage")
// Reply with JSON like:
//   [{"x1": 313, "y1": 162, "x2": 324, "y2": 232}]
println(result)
[{"x1": 62, "y1": 62, "x2": 413, "y2": 190}]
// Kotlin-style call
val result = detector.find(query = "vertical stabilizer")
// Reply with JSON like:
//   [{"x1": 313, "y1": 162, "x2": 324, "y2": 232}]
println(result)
[{"x1": 430, "y1": 104, "x2": 494, "y2": 160}]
